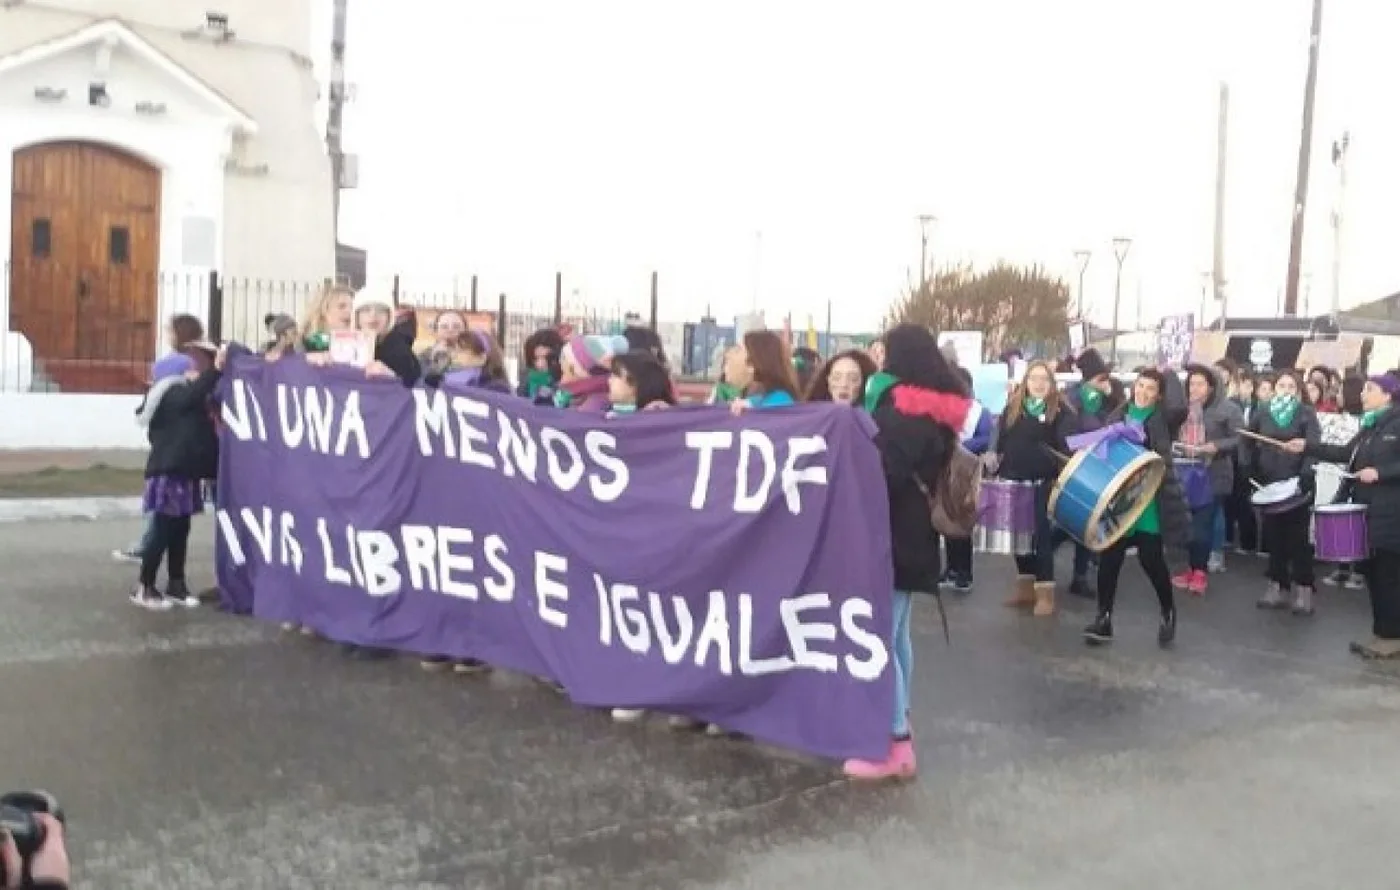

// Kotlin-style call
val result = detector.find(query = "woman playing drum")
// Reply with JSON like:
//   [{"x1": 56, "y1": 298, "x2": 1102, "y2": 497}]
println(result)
[
  {"x1": 1248, "y1": 369, "x2": 1321, "y2": 614},
  {"x1": 992, "y1": 360, "x2": 1074, "y2": 617},
  {"x1": 1055, "y1": 348, "x2": 1123, "y2": 598},
  {"x1": 1083, "y1": 368, "x2": 1191, "y2": 647},
  {"x1": 1288, "y1": 373, "x2": 1400, "y2": 658},
  {"x1": 1172, "y1": 364, "x2": 1241, "y2": 596}
]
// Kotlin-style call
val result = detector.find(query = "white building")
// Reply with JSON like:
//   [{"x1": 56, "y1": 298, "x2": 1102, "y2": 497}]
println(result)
[{"x1": 0, "y1": 0, "x2": 334, "y2": 409}]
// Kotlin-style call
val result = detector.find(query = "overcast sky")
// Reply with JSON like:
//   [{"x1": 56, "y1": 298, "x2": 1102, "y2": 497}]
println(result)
[{"x1": 326, "y1": 0, "x2": 1397, "y2": 334}]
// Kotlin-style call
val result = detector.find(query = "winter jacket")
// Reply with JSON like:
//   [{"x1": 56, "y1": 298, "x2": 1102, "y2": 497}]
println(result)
[
  {"x1": 1104, "y1": 373, "x2": 1191, "y2": 549},
  {"x1": 1311, "y1": 408, "x2": 1400, "y2": 553},
  {"x1": 1248, "y1": 402, "x2": 1321, "y2": 488},
  {"x1": 139, "y1": 366, "x2": 222, "y2": 481},
  {"x1": 871, "y1": 382, "x2": 972, "y2": 593},
  {"x1": 1179, "y1": 370, "x2": 1241, "y2": 496},
  {"x1": 960, "y1": 402, "x2": 994, "y2": 455},
  {"x1": 996, "y1": 404, "x2": 1074, "y2": 482},
  {"x1": 374, "y1": 327, "x2": 422, "y2": 387},
  {"x1": 1062, "y1": 378, "x2": 1125, "y2": 434}
]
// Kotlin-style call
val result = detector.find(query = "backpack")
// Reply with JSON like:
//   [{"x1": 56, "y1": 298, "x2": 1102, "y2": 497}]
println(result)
[{"x1": 914, "y1": 443, "x2": 984, "y2": 538}]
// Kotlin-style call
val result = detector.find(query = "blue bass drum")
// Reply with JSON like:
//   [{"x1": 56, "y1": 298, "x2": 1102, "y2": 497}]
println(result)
[{"x1": 1049, "y1": 437, "x2": 1166, "y2": 552}]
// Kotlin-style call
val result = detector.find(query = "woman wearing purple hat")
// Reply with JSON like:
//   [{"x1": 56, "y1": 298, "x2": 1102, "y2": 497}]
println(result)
[{"x1": 1290, "y1": 372, "x2": 1400, "y2": 658}]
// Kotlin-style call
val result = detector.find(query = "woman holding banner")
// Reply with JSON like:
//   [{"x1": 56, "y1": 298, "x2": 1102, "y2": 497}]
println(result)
[
  {"x1": 298, "y1": 283, "x2": 354, "y2": 353},
  {"x1": 727, "y1": 330, "x2": 801, "y2": 412},
  {"x1": 518, "y1": 328, "x2": 565, "y2": 406},
  {"x1": 844, "y1": 323, "x2": 971, "y2": 781}
]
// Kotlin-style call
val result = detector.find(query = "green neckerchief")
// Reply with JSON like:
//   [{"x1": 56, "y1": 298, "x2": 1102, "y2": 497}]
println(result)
[
  {"x1": 611, "y1": 403, "x2": 637, "y2": 415},
  {"x1": 1362, "y1": 406, "x2": 1388, "y2": 429},
  {"x1": 1126, "y1": 401, "x2": 1156, "y2": 423},
  {"x1": 711, "y1": 381, "x2": 742, "y2": 404},
  {"x1": 302, "y1": 331, "x2": 331, "y2": 353},
  {"x1": 1269, "y1": 394, "x2": 1299, "y2": 428},
  {"x1": 864, "y1": 371, "x2": 899, "y2": 413},
  {"x1": 1023, "y1": 395, "x2": 1047, "y2": 419},
  {"x1": 553, "y1": 389, "x2": 573, "y2": 409},
  {"x1": 1080, "y1": 383, "x2": 1104, "y2": 415},
  {"x1": 526, "y1": 368, "x2": 554, "y2": 397}
]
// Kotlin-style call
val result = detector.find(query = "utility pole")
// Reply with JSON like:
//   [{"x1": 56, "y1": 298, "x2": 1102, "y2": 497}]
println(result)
[
  {"x1": 1073, "y1": 249, "x2": 1091, "y2": 318},
  {"x1": 1109, "y1": 237, "x2": 1132, "y2": 367},
  {"x1": 918, "y1": 214, "x2": 936, "y2": 291},
  {"x1": 1330, "y1": 131, "x2": 1350, "y2": 315},
  {"x1": 326, "y1": 0, "x2": 350, "y2": 245},
  {"x1": 1212, "y1": 82, "x2": 1229, "y2": 305},
  {"x1": 1283, "y1": 0, "x2": 1324, "y2": 317}
]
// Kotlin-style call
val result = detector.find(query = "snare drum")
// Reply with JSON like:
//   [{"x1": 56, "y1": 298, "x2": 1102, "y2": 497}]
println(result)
[
  {"x1": 1251, "y1": 477, "x2": 1310, "y2": 515},
  {"x1": 1050, "y1": 437, "x2": 1166, "y2": 552},
  {"x1": 1314, "y1": 503, "x2": 1368, "y2": 562},
  {"x1": 974, "y1": 479, "x2": 1037, "y2": 555}
]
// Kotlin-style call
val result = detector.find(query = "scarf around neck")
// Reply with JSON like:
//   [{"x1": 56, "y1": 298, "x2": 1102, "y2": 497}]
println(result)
[
  {"x1": 1269, "y1": 394, "x2": 1299, "y2": 428},
  {"x1": 1023, "y1": 395, "x2": 1047, "y2": 419},
  {"x1": 1362, "y1": 406, "x2": 1389, "y2": 429},
  {"x1": 554, "y1": 373, "x2": 609, "y2": 409},
  {"x1": 863, "y1": 371, "x2": 899, "y2": 413},
  {"x1": 1079, "y1": 384, "x2": 1104, "y2": 415}
]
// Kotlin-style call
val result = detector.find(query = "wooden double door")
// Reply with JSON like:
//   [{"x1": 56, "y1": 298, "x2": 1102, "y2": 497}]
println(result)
[{"x1": 8, "y1": 142, "x2": 161, "y2": 365}]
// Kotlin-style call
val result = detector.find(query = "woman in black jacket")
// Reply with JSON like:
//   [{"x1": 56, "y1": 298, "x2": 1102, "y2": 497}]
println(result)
[
  {"x1": 130, "y1": 347, "x2": 224, "y2": 609},
  {"x1": 1298, "y1": 373, "x2": 1400, "y2": 657},
  {"x1": 308, "y1": 289, "x2": 421, "y2": 386},
  {"x1": 994, "y1": 360, "x2": 1074, "y2": 616},
  {"x1": 1248, "y1": 368, "x2": 1321, "y2": 614},
  {"x1": 844, "y1": 324, "x2": 970, "y2": 782},
  {"x1": 1084, "y1": 368, "x2": 1191, "y2": 647}
]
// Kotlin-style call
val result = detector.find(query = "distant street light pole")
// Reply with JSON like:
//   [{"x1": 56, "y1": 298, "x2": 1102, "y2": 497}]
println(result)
[
  {"x1": 918, "y1": 214, "x2": 936, "y2": 290},
  {"x1": 1109, "y1": 236, "x2": 1132, "y2": 367},
  {"x1": 1073, "y1": 249, "x2": 1091, "y2": 318},
  {"x1": 1282, "y1": 0, "x2": 1325, "y2": 317}
]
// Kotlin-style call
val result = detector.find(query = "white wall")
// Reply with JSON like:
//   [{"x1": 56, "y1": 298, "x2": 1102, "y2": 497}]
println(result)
[{"x1": 0, "y1": 393, "x2": 146, "y2": 449}]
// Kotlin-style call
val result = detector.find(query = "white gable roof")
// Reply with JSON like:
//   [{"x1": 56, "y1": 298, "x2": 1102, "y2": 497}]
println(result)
[{"x1": 0, "y1": 18, "x2": 257, "y2": 134}]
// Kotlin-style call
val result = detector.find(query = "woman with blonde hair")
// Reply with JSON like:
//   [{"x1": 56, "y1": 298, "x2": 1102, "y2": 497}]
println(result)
[
  {"x1": 991, "y1": 360, "x2": 1075, "y2": 616},
  {"x1": 299, "y1": 283, "x2": 355, "y2": 353}
]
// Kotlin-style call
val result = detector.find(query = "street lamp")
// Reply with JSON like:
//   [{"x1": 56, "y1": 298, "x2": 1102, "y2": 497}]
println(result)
[
  {"x1": 918, "y1": 214, "x2": 937, "y2": 290},
  {"x1": 1109, "y1": 236, "x2": 1132, "y2": 366},
  {"x1": 1073, "y1": 249, "x2": 1091, "y2": 318}
]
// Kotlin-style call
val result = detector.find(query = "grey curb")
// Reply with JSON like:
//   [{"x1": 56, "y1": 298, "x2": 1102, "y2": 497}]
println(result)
[{"x1": 0, "y1": 497, "x2": 145, "y2": 523}]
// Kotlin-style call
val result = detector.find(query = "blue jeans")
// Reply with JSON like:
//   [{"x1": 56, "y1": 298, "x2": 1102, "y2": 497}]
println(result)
[
  {"x1": 1188, "y1": 497, "x2": 1222, "y2": 570},
  {"x1": 892, "y1": 590, "x2": 913, "y2": 737},
  {"x1": 131, "y1": 513, "x2": 157, "y2": 556}
]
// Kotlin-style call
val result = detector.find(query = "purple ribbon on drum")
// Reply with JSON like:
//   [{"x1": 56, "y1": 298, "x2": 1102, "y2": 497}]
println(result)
[{"x1": 1066, "y1": 420, "x2": 1145, "y2": 458}]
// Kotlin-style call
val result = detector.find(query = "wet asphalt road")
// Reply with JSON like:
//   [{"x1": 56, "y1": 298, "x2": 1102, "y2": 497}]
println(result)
[{"x1": 2, "y1": 518, "x2": 1398, "y2": 889}]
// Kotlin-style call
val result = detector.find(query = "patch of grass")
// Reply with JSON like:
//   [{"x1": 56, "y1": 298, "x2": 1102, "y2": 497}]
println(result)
[{"x1": 0, "y1": 464, "x2": 147, "y2": 499}]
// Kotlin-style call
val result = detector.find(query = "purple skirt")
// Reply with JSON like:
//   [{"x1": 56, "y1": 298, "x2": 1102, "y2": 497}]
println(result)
[{"x1": 143, "y1": 476, "x2": 205, "y2": 518}]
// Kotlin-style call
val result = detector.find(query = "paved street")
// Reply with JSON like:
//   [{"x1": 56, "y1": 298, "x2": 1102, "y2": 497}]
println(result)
[{"x1": 2, "y1": 517, "x2": 1398, "y2": 888}]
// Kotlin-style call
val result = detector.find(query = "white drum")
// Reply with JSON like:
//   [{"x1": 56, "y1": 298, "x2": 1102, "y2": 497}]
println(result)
[{"x1": 1315, "y1": 462, "x2": 1347, "y2": 506}]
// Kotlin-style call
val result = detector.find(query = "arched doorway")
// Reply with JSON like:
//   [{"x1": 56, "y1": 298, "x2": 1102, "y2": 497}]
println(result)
[{"x1": 8, "y1": 141, "x2": 161, "y2": 389}]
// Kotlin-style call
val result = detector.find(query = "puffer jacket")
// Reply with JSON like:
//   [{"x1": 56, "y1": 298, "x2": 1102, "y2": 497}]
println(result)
[
  {"x1": 1311, "y1": 408, "x2": 1400, "y2": 552},
  {"x1": 871, "y1": 382, "x2": 972, "y2": 592},
  {"x1": 1249, "y1": 401, "x2": 1321, "y2": 488},
  {"x1": 1104, "y1": 373, "x2": 1191, "y2": 550},
  {"x1": 1179, "y1": 365, "x2": 1241, "y2": 496}
]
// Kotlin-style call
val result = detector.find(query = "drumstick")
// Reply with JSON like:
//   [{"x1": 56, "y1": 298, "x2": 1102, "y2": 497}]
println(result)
[{"x1": 1238, "y1": 428, "x2": 1292, "y2": 450}]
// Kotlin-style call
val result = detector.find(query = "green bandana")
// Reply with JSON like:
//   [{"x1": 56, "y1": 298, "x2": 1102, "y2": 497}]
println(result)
[
  {"x1": 710, "y1": 381, "x2": 742, "y2": 405},
  {"x1": 1080, "y1": 384, "x2": 1104, "y2": 415},
  {"x1": 553, "y1": 389, "x2": 573, "y2": 409},
  {"x1": 1269, "y1": 394, "x2": 1299, "y2": 428},
  {"x1": 863, "y1": 371, "x2": 899, "y2": 413},
  {"x1": 302, "y1": 331, "x2": 331, "y2": 353},
  {"x1": 1126, "y1": 401, "x2": 1156, "y2": 423},
  {"x1": 1362, "y1": 406, "x2": 1388, "y2": 429},
  {"x1": 1124, "y1": 401, "x2": 1160, "y2": 533},
  {"x1": 526, "y1": 368, "x2": 554, "y2": 398},
  {"x1": 1023, "y1": 396, "x2": 1047, "y2": 419}
]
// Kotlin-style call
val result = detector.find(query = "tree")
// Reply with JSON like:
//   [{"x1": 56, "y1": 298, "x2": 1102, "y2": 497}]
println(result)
[{"x1": 885, "y1": 262, "x2": 1071, "y2": 360}]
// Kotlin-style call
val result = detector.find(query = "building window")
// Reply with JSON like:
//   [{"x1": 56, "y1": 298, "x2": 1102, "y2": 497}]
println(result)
[
  {"x1": 109, "y1": 226, "x2": 130, "y2": 265},
  {"x1": 31, "y1": 218, "x2": 51, "y2": 258}
]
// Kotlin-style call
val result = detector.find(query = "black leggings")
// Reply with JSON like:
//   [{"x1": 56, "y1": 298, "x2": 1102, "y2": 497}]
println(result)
[
  {"x1": 1264, "y1": 506, "x2": 1314, "y2": 589},
  {"x1": 1096, "y1": 531, "x2": 1175, "y2": 617},
  {"x1": 140, "y1": 513, "x2": 192, "y2": 587}
]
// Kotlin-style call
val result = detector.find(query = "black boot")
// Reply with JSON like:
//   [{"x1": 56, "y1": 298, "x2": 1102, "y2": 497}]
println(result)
[
  {"x1": 1083, "y1": 612, "x2": 1114, "y2": 645},
  {"x1": 1068, "y1": 575, "x2": 1096, "y2": 599},
  {"x1": 1158, "y1": 609, "x2": 1177, "y2": 647}
]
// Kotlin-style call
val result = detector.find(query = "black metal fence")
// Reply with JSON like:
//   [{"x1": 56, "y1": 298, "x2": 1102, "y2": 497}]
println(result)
[{"x1": 1, "y1": 262, "x2": 661, "y2": 394}]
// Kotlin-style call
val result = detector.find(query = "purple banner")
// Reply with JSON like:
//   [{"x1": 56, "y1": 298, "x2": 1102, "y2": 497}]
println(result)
[{"x1": 214, "y1": 358, "x2": 895, "y2": 760}]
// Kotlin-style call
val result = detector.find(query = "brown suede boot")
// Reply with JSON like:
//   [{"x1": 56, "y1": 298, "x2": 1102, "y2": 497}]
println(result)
[
  {"x1": 1005, "y1": 574, "x2": 1035, "y2": 608},
  {"x1": 1032, "y1": 581, "x2": 1056, "y2": 617}
]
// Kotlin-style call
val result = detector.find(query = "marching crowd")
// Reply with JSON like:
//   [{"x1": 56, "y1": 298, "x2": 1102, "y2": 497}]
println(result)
[{"x1": 115, "y1": 281, "x2": 1400, "y2": 781}]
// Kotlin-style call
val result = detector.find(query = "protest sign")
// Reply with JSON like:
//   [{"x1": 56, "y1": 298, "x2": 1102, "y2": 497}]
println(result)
[{"x1": 214, "y1": 359, "x2": 896, "y2": 760}]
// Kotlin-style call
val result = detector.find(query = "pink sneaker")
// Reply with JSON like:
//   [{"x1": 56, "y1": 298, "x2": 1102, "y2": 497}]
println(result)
[
  {"x1": 843, "y1": 738, "x2": 917, "y2": 781},
  {"x1": 1171, "y1": 571, "x2": 1193, "y2": 590},
  {"x1": 1187, "y1": 570, "x2": 1208, "y2": 597}
]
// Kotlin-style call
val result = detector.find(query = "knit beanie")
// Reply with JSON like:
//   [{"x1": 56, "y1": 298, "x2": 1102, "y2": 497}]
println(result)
[
  {"x1": 352, "y1": 287, "x2": 392, "y2": 315},
  {"x1": 151, "y1": 352, "x2": 194, "y2": 382},
  {"x1": 567, "y1": 334, "x2": 628, "y2": 374},
  {"x1": 1075, "y1": 348, "x2": 1109, "y2": 381}
]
